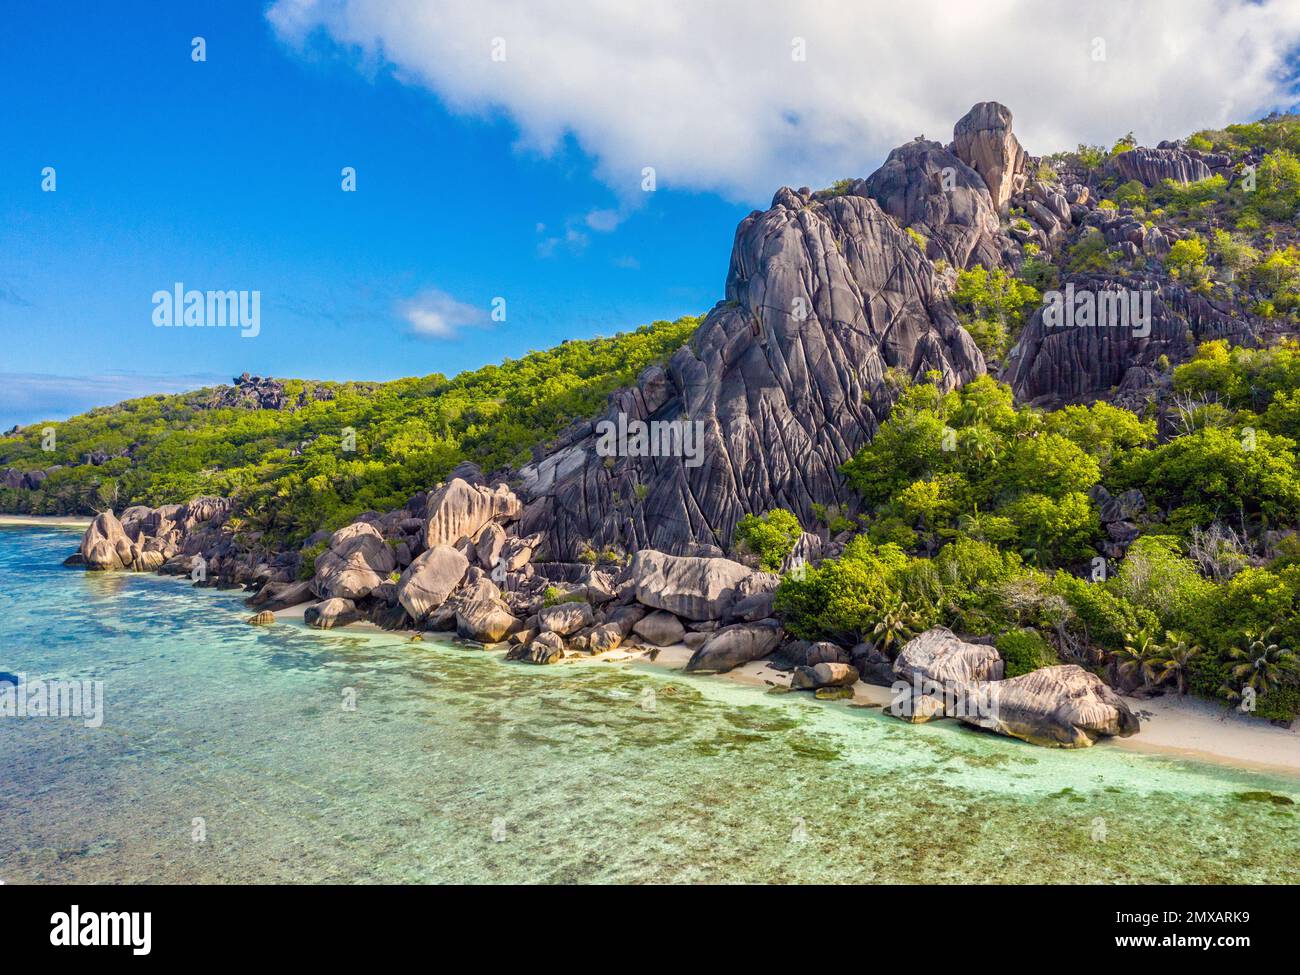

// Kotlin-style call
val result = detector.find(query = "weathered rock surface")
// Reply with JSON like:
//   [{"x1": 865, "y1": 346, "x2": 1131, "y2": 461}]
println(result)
[
  {"x1": 685, "y1": 620, "x2": 782, "y2": 673},
  {"x1": 588, "y1": 622, "x2": 624, "y2": 653},
  {"x1": 959, "y1": 664, "x2": 1140, "y2": 747},
  {"x1": 630, "y1": 551, "x2": 755, "y2": 621},
  {"x1": 791, "y1": 662, "x2": 859, "y2": 689},
  {"x1": 246, "y1": 579, "x2": 315, "y2": 612},
  {"x1": 1104, "y1": 146, "x2": 1211, "y2": 187},
  {"x1": 950, "y1": 101, "x2": 1027, "y2": 214},
  {"x1": 537, "y1": 600, "x2": 595, "y2": 636},
  {"x1": 516, "y1": 143, "x2": 985, "y2": 560},
  {"x1": 305, "y1": 597, "x2": 360, "y2": 630},
  {"x1": 893, "y1": 627, "x2": 1005, "y2": 685},
  {"x1": 397, "y1": 545, "x2": 469, "y2": 624},
  {"x1": 507, "y1": 631, "x2": 566, "y2": 665},
  {"x1": 1005, "y1": 272, "x2": 1265, "y2": 407},
  {"x1": 631, "y1": 610, "x2": 686, "y2": 647},
  {"x1": 80, "y1": 510, "x2": 146, "y2": 571},
  {"x1": 456, "y1": 593, "x2": 519, "y2": 644},
  {"x1": 246, "y1": 610, "x2": 275, "y2": 625},
  {"x1": 311, "y1": 522, "x2": 395, "y2": 601},
  {"x1": 423, "y1": 478, "x2": 521, "y2": 549},
  {"x1": 864, "y1": 137, "x2": 1009, "y2": 268}
]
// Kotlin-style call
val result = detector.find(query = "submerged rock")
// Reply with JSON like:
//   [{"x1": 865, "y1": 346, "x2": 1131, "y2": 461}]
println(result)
[
  {"x1": 246, "y1": 611, "x2": 275, "y2": 625},
  {"x1": 507, "y1": 631, "x2": 566, "y2": 665}
]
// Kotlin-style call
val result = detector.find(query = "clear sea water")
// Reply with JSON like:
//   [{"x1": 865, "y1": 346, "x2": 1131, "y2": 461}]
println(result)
[{"x1": 1, "y1": 524, "x2": 1296, "y2": 884}]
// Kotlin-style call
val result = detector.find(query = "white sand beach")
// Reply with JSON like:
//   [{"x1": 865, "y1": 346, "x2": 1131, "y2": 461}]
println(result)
[
  {"x1": 0, "y1": 514, "x2": 93, "y2": 527},
  {"x1": 269, "y1": 605, "x2": 1298, "y2": 775}
]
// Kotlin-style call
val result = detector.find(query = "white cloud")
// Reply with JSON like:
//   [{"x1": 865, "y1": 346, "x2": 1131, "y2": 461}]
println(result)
[
  {"x1": 268, "y1": 0, "x2": 1300, "y2": 203},
  {"x1": 584, "y1": 208, "x2": 622, "y2": 232},
  {"x1": 397, "y1": 288, "x2": 489, "y2": 339}
]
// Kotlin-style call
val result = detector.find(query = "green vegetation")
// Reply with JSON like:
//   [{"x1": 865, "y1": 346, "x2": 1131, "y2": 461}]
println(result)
[
  {"x1": 948, "y1": 266, "x2": 1040, "y2": 362},
  {"x1": 996, "y1": 628, "x2": 1058, "y2": 678},
  {"x1": 0, "y1": 316, "x2": 700, "y2": 544},
  {"x1": 776, "y1": 348, "x2": 1300, "y2": 720},
  {"x1": 734, "y1": 509, "x2": 802, "y2": 571}
]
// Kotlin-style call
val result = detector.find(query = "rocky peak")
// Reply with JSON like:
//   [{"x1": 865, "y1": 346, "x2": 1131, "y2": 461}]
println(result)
[
  {"x1": 950, "y1": 101, "x2": 1027, "y2": 214},
  {"x1": 518, "y1": 151, "x2": 985, "y2": 560}
]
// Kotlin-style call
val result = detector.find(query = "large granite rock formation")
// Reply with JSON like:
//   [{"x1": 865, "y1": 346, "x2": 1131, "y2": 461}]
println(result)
[
  {"x1": 423, "y1": 478, "x2": 521, "y2": 549},
  {"x1": 863, "y1": 137, "x2": 1013, "y2": 269},
  {"x1": 950, "y1": 101, "x2": 1027, "y2": 214},
  {"x1": 517, "y1": 146, "x2": 986, "y2": 560},
  {"x1": 1104, "y1": 146, "x2": 1211, "y2": 187},
  {"x1": 959, "y1": 664, "x2": 1140, "y2": 747},
  {"x1": 311, "y1": 522, "x2": 395, "y2": 600},
  {"x1": 630, "y1": 551, "x2": 755, "y2": 621},
  {"x1": 1006, "y1": 272, "x2": 1267, "y2": 406}
]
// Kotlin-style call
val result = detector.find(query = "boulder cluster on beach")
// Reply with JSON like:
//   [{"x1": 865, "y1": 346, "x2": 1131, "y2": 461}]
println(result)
[{"x1": 67, "y1": 469, "x2": 1139, "y2": 749}]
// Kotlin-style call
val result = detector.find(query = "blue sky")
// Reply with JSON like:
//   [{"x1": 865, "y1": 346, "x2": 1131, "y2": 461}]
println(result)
[
  {"x1": 0, "y1": 1, "x2": 750, "y2": 428},
  {"x1": 3, "y1": 0, "x2": 1299, "y2": 429}
]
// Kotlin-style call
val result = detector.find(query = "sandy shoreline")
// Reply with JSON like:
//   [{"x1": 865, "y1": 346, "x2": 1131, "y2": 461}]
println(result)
[
  {"x1": 1113, "y1": 693, "x2": 1300, "y2": 776},
  {"x1": 269, "y1": 597, "x2": 1300, "y2": 775},
  {"x1": 0, "y1": 514, "x2": 93, "y2": 528}
]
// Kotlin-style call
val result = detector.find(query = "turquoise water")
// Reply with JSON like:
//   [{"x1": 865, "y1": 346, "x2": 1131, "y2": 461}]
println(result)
[{"x1": 1, "y1": 524, "x2": 1297, "y2": 884}]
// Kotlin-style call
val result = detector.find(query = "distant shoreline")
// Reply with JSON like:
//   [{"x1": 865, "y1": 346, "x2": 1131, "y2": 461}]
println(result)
[{"x1": 0, "y1": 514, "x2": 93, "y2": 528}]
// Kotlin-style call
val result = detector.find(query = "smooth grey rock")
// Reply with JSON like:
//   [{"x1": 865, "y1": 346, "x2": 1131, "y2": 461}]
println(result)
[
  {"x1": 631, "y1": 551, "x2": 754, "y2": 621},
  {"x1": 685, "y1": 620, "x2": 782, "y2": 673},
  {"x1": 305, "y1": 597, "x2": 360, "y2": 630},
  {"x1": 959, "y1": 665, "x2": 1141, "y2": 747},
  {"x1": 396, "y1": 544, "x2": 468, "y2": 623},
  {"x1": 893, "y1": 627, "x2": 1005, "y2": 685},
  {"x1": 791, "y1": 662, "x2": 859, "y2": 689},
  {"x1": 632, "y1": 610, "x2": 686, "y2": 647},
  {"x1": 311, "y1": 521, "x2": 396, "y2": 601},
  {"x1": 538, "y1": 600, "x2": 595, "y2": 636}
]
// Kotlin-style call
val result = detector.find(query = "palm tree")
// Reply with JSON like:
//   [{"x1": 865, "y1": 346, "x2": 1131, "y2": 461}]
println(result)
[
  {"x1": 1221, "y1": 626, "x2": 1298, "y2": 705},
  {"x1": 1113, "y1": 629, "x2": 1163, "y2": 690},
  {"x1": 872, "y1": 601, "x2": 918, "y2": 657},
  {"x1": 1151, "y1": 630, "x2": 1201, "y2": 696}
]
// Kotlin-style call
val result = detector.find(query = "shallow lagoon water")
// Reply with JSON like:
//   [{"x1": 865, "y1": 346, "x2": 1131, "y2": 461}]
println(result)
[{"x1": 1, "y1": 525, "x2": 1296, "y2": 884}]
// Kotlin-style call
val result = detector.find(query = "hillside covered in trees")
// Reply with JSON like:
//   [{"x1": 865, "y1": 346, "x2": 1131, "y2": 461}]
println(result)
[{"x1": 0, "y1": 316, "x2": 699, "y2": 543}]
